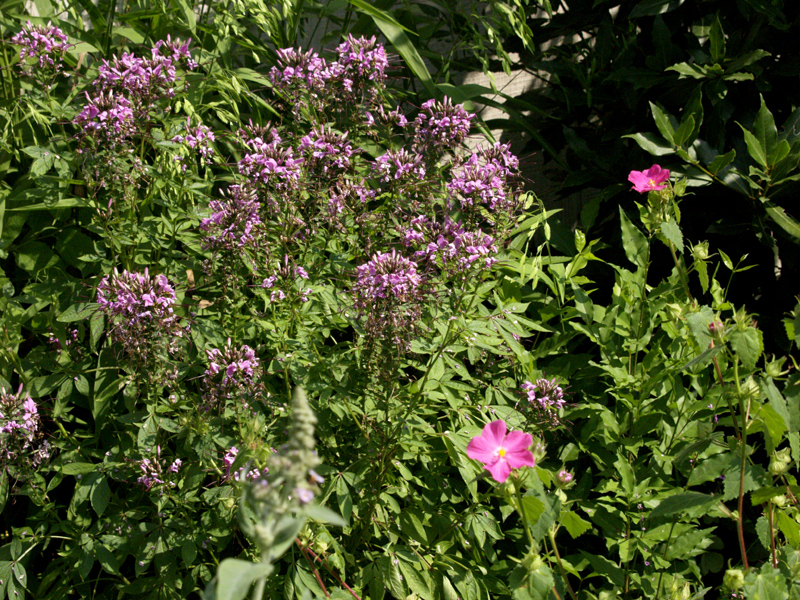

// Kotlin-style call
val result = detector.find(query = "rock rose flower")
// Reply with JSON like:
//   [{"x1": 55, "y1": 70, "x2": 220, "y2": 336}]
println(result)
[
  {"x1": 628, "y1": 164, "x2": 670, "y2": 193},
  {"x1": 467, "y1": 419, "x2": 535, "y2": 482}
]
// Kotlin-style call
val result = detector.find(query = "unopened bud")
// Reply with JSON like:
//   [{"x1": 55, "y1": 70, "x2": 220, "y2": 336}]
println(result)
[
  {"x1": 723, "y1": 568, "x2": 745, "y2": 591},
  {"x1": 691, "y1": 242, "x2": 710, "y2": 262},
  {"x1": 769, "y1": 448, "x2": 792, "y2": 476},
  {"x1": 765, "y1": 356, "x2": 787, "y2": 380},
  {"x1": 531, "y1": 440, "x2": 547, "y2": 464},
  {"x1": 522, "y1": 551, "x2": 544, "y2": 573},
  {"x1": 738, "y1": 377, "x2": 761, "y2": 403},
  {"x1": 556, "y1": 470, "x2": 574, "y2": 488},
  {"x1": 772, "y1": 495, "x2": 787, "y2": 508}
]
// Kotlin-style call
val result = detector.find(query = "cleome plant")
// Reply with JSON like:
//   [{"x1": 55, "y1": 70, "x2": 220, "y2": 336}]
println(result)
[{"x1": 0, "y1": 4, "x2": 799, "y2": 600}]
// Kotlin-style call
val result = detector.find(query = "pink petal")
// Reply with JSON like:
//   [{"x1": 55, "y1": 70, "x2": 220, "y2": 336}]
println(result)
[
  {"x1": 482, "y1": 420, "x2": 507, "y2": 447},
  {"x1": 503, "y1": 430, "x2": 533, "y2": 453},
  {"x1": 485, "y1": 458, "x2": 511, "y2": 483},
  {"x1": 467, "y1": 435, "x2": 498, "y2": 464},
  {"x1": 505, "y1": 448, "x2": 536, "y2": 470}
]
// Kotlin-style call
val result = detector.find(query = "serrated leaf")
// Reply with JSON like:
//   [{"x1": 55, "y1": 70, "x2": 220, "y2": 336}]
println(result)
[
  {"x1": 729, "y1": 327, "x2": 763, "y2": 370},
  {"x1": 560, "y1": 511, "x2": 592, "y2": 538},
  {"x1": 649, "y1": 492, "x2": 716, "y2": 519},
  {"x1": 619, "y1": 207, "x2": 648, "y2": 268},
  {"x1": 660, "y1": 220, "x2": 684, "y2": 252}
]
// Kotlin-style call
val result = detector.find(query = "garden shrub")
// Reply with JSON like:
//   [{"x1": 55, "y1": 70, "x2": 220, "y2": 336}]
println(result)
[{"x1": 0, "y1": 3, "x2": 799, "y2": 600}]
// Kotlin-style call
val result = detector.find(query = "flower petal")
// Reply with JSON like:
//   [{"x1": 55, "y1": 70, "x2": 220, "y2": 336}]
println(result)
[
  {"x1": 503, "y1": 430, "x2": 532, "y2": 453},
  {"x1": 481, "y1": 419, "x2": 507, "y2": 447},
  {"x1": 485, "y1": 458, "x2": 511, "y2": 483},
  {"x1": 467, "y1": 434, "x2": 498, "y2": 464},
  {"x1": 505, "y1": 448, "x2": 536, "y2": 470}
]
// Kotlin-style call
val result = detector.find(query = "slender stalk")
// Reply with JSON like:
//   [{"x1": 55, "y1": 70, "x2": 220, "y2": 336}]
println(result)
[
  {"x1": 548, "y1": 530, "x2": 578, "y2": 600},
  {"x1": 733, "y1": 360, "x2": 750, "y2": 570},
  {"x1": 668, "y1": 241, "x2": 692, "y2": 300},
  {"x1": 768, "y1": 502, "x2": 777, "y2": 568},
  {"x1": 301, "y1": 542, "x2": 363, "y2": 600},
  {"x1": 653, "y1": 518, "x2": 678, "y2": 600},
  {"x1": 296, "y1": 539, "x2": 330, "y2": 598}
]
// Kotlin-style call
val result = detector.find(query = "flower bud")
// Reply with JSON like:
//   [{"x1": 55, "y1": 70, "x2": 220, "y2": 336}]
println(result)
[
  {"x1": 738, "y1": 377, "x2": 761, "y2": 404},
  {"x1": 556, "y1": 470, "x2": 574, "y2": 488},
  {"x1": 691, "y1": 242, "x2": 710, "y2": 262},
  {"x1": 723, "y1": 568, "x2": 745, "y2": 591},
  {"x1": 522, "y1": 551, "x2": 544, "y2": 573},
  {"x1": 765, "y1": 356, "x2": 787, "y2": 380},
  {"x1": 769, "y1": 448, "x2": 792, "y2": 476},
  {"x1": 670, "y1": 579, "x2": 691, "y2": 600},
  {"x1": 531, "y1": 440, "x2": 547, "y2": 464},
  {"x1": 772, "y1": 495, "x2": 787, "y2": 508}
]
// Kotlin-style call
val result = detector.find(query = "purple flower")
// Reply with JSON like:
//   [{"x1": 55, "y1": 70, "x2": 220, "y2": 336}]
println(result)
[
  {"x1": 373, "y1": 149, "x2": 426, "y2": 183},
  {"x1": 238, "y1": 139, "x2": 303, "y2": 192},
  {"x1": 403, "y1": 216, "x2": 499, "y2": 275},
  {"x1": 299, "y1": 126, "x2": 355, "y2": 174},
  {"x1": 335, "y1": 34, "x2": 389, "y2": 94},
  {"x1": 354, "y1": 250, "x2": 422, "y2": 302},
  {"x1": 448, "y1": 144, "x2": 519, "y2": 213},
  {"x1": 200, "y1": 185, "x2": 263, "y2": 254},
  {"x1": 11, "y1": 21, "x2": 70, "y2": 73},
  {"x1": 628, "y1": 165, "x2": 670, "y2": 193},
  {"x1": 74, "y1": 91, "x2": 136, "y2": 140},
  {"x1": 413, "y1": 97, "x2": 473, "y2": 152},
  {"x1": 173, "y1": 118, "x2": 215, "y2": 164},
  {"x1": 519, "y1": 379, "x2": 565, "y2": 426},
  {"x1": 96, "y1": 268, "x2": 185, "y2": 359},
  {"x1": 203, "y1": 340, "x2": 261, "y2": 406}
]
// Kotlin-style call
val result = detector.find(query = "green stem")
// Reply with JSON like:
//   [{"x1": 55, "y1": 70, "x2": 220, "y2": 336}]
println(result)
[
  {"x1": 513, "y1": 475, "x2": 535, "y2": 547},
  {"x1": 548, "y1": 529, "x2": 578, "y2": 600},
  {"x1": 733, "y1": 359, "x2": 750, "y2": 570}
]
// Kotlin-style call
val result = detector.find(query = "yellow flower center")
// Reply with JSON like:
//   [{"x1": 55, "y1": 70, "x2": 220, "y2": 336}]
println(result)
[
  {"x1": 649, "y1": 178, "x2": 656, "y2": 187},
  {"x1": 498, "y1": 448, "x2": 506, "y2": 457}
]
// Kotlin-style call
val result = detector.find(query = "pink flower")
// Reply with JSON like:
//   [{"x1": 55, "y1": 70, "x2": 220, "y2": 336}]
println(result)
[
  {"x1": 466, "y1": 420, "x2": 535, "y2": 482},
  {"x1": 628, "y1": 165, "x2": 670, "y2": 193}
]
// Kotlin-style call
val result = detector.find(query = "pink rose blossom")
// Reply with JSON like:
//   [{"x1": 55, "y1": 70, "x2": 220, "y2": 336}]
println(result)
[
  {"x1": 466, "y1": 420, "x2": 535, "y2": 482},
  {"x1": 628, "y1": 165, "x2": 670, "y2": 193}
]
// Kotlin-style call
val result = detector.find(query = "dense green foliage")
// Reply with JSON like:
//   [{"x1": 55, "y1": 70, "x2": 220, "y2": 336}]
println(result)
[{"x1": 1, "y1": 1, "x2": 799, "y2": 600}]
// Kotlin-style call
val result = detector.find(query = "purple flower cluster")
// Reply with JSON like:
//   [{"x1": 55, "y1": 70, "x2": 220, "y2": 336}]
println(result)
[
  {"x1": 373, "y1": 149, "x2": 426, "y2": 183},
  {"x1": 238, "y1": 138, "x2": 304, "y2": 194},
  {"x1": 413, "y1": 97, "x2": 473, "y2": 153},
  {"x1": 137, "y1": 445, "x2": 182, "y2": 490},
  {"x1": 202, "y1": 340, "x2": 264, "y2": 409},
  {"x1": 260, "y1": 256, "x2": 312, "y2": 304},
  {"x1": 403, "y1": 216, "x2": 499, "y2": 275},
  {"x1": 11, "y1": 21, "x2": 70, "y2": 74},
  {"x1": 335, "y1": 35, "x2": 389, "y2": 94},
  {"x1": 73, "y1": 91, "x2": 136, "y2": 141},
  {"x1": 448, "y1": 142, "x2": 520, "y2": 215},
  {"x1": 299, "y1": 126, "x2": 355, "y2": 174},
  {"x1": 1, "y1": 386, "x2": 50, "y2": 474},
  {"x1": 222, "y1": 446, "x2": 269, "y2": 483},
  {"x1": 352, "y1": 251, "x2": 425, "y2": 348},
  {"x1": 172, "y1": 119, "x2": 215, "y2": 167},
  {"x1": 327, "y1": 179, "x2": 376, "y2": 217},
  {"x1": 354, "y1": 250, "x2": 422, "y2": 302},
  {"x1": 74, "y1": 37, "x2": 195, "y2": 142},
  {"x1": 519, "y1": 379, "x2": 565, "y2": 425},
  {"x1": 268, "y1": 36, "x2": 389, "y2": 112},
  {"x1": 96, "y1": 268, "x2": 185, "y2": 359},
  {"x1": 200, "y1": 185, "x2": 262, "y2": 254}
]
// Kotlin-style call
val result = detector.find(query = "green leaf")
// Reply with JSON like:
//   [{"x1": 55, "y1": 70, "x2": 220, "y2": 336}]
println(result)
[
  {"x1": 649, "y1": 102, "x2": 675, "y2": 144},
  {"x1": 660, "y1": 220, "x2": 684, "y2": 253},
  {"x1": 346, "y1": 0, "x2": 435, "y2": 96},
  {"x1": 0, "y1": 471, "x2": 8, "y2": 515},
  {"x1": 739, "y1": 123, "x2": 768, "y2": 167},
  {"x1": 57, "y1": 303, "x2": 97, "y2": 322},
  {"x1": 623, "y1": 132, "x2": 676, "y2": 156},
  {"x1": 15, "y1": 241, "x2": 58, "y2": 273},
  {"x1": 666, "y1": 62, "x2": 708, "y2": 79},
  {"x1": 673, "y1": 115, "x2": 695, "y2": 147},
  {"x1": 304, "y1": 504, "x2": 347, "y2": 527},
  {"x1": 560, "y1": 511, "x2": 592, "y2": 538},
  {"x1": 764, "y1": 202, "x2": 800, "y2": 239},
  {"x1": 61, "y1": 462, "x2": 97, "y2": 475},
  {"x1": 215, "y1": 558, "x2": 274, "y2": 600},
  {"x1": 649, "y1": 492, "x2": 716, "y2": 519},
  {"x1": 619, "y1": 207, "x2": 648, "y2": 268},
  {"x1": 708, "y1": 149, "x2": 736, "y2": 174},
  {"x1": 743, "y1": 565, "x2": 788, "y2": 600},
  {"x1": 753, "y1": 95, "x2": 778, "y2": 165},
  {"x1": 630, "y1": 0, "x2": 685, "y2": 18},
  {"x1": 579, "y1": 552, "x2": 625, "y2": 587},
  {"x1": 710, "y1": 14, "x2": 726, "y2": 63},
  {"x1": 91, "y1": 476, "x2": 111, "y2": 516},
  {"x1": 729, "y1": 327, "x2": 763, "y2": 370}
]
